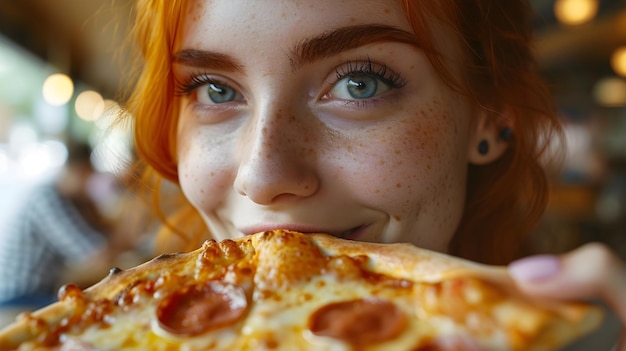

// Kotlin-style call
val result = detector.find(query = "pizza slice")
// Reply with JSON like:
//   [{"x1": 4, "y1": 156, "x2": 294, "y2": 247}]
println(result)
[{"x1": 0, "y1": 230, "x2": 602, "y2": 350}]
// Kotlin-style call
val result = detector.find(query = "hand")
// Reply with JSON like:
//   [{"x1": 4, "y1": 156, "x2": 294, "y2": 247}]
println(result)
[{"x1": 508, "y1": 243, "x2": 626, "y2": 350}]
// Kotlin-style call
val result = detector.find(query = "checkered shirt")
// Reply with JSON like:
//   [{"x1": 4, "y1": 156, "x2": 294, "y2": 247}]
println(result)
[{"x1": 0, "y1": 183, "x2": 106, "y2": 303}]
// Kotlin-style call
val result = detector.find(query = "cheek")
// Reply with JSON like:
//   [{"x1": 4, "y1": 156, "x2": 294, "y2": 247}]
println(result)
[
  {"x1": 177, "y1": 127, "x2": 233, "y2": 212},
  {"x1": 346, "y1": 101, "x2": 468, "y2": 217}
]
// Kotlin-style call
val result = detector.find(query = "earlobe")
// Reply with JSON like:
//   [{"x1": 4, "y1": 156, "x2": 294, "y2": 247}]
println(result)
[{"x1": 468, "y1": 111, "x2": 513, "y2": 165}]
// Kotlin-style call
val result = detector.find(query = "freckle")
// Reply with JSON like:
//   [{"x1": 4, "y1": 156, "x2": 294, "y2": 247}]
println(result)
[
  {"x1": 396, "y1": 183, "x2": 402, "y2": 188},
  {"x1": 210, "y1": 171, "x2": 215, "y2": 176},
  {"x1": 394, "y1": 215, "x2": 401, "y2": 221}
]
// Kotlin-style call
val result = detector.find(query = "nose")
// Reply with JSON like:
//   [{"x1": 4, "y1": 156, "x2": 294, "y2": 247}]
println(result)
[{"x1": 233, "y1": 106, "x2": 320, "y2": 204}]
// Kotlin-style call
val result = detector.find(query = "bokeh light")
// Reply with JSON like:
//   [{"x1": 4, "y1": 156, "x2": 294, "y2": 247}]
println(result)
[
  {"x1": 75, "y1": 90, "x2": 104, "y2": 121},
  {"x1": 611, "y1": 46, "x2": 626, "y2": 78},
  {"x1": 42, "y1": 73, "x2": 74, "y2": 106},
  {"x1": 592, "y1": 77, "x2": 626, "y2": 107},
  {"x1": 554, "y1": 0, "x2": 599, "y2": 25}
]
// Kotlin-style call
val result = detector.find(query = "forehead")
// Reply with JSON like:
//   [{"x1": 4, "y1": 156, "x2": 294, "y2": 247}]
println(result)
[{"x1": 178, "y1": 0, "x2": 412, "y2": 48}]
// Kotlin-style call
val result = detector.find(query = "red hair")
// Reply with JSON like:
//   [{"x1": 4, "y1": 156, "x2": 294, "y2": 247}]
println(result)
[
  {"x1": 401, "y1": 1, "x2": 563, "y2": 263},
  {"x1": 124, "y1": 0, "x2": 563, "y2": 263}
]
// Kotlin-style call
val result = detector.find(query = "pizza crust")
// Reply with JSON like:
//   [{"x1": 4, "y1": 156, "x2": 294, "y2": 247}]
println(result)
[{"x1": 0, "y1": 300, "x2": 72, "y2": 348}]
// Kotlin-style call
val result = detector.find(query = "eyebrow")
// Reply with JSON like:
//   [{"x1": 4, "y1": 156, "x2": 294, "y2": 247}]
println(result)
[
  {"x1": 172, "y1": 24, "x2": 419, "y2": 73},
  {"x1": 289, "y1": 24, "x2": 419, "y2": 70},
  {"x1": 173, "y1": 49, "x2": 245, "y2": 73}
]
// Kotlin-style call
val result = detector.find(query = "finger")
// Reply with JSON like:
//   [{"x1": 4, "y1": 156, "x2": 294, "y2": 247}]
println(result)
[{"x1": 508, "y1": 243, "x2": 626, "y2": 325}]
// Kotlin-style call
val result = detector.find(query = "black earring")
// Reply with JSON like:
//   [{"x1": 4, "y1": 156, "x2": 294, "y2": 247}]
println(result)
[
  {"x1": 499, "y1": 127, "x2": 512, "y2": 141},
  {"x1": 478, "y1": 140, "x2": 489, "y2": 155}
]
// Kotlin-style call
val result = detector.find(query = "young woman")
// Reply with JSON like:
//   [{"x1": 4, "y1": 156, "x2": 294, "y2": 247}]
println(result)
[{"x1": 123, "y1": 0, "x2": 626, "y2": 348}]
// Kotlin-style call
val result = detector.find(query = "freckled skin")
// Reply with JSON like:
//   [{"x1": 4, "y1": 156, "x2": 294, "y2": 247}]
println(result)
[{"x1": 175, "y1": 0, "x2": 480, "y2": 251}]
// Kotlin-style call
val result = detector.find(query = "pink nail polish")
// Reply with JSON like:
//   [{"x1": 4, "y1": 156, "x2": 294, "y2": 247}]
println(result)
[{"x1": 508, "y1": 255, "x2": 561, "y2": 282}]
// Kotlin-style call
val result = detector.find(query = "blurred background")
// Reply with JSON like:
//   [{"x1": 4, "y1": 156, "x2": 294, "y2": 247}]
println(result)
[{"x1": 0, "y1": 0, "x2": 625, "y2": 258}]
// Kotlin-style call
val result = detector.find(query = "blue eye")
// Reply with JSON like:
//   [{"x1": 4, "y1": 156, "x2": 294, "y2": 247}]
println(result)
[
  {"x1": 346, "y1": 75, "x2": 379, "y2": 99},
  {"x1": 203, "y1": 82, "x2": 237, "y2": 104},
  {"x1": 330, "y1": 74, "x2": 390, "y2": 100}
]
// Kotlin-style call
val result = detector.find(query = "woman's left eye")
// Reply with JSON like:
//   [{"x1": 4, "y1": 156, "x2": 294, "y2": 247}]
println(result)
[
  {"x1": 330, "y1": 74, "x2": 390, "y2": 100},
  {"x1": 324, "y1": 61, "x2": 407, "y2": 102}
]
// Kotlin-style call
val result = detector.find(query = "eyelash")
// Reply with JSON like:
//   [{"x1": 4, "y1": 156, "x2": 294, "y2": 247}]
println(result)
[
  {"x1": 175, "y1": 73, "x2": 217, "y2": 96},
  {"x1": 334, "y1": 59, "x2": 407, "y2": 90}
]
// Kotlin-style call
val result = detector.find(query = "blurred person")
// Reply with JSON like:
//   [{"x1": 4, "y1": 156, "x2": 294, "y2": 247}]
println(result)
[{"x1": 0, "y1": 142, "x2": 129, "y2": 324}]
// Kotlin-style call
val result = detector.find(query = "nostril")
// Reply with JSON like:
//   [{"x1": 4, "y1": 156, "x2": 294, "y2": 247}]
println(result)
[{"x1": 234, "y1": 159, "x2": 320, "y2": 205}]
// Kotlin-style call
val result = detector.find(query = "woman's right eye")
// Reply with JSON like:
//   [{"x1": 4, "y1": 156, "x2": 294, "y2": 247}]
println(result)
[
  {"x1": 196, "y1": 82, "x2": 243, "y2": 105},
  {"x1": 176, "y1": 75, "x2": 245, "y2": 105}
]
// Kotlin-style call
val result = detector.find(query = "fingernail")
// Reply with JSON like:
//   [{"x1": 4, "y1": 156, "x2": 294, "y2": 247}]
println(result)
[{"x1": 508, "y1": 255, "x2": 561, "y2": 282}]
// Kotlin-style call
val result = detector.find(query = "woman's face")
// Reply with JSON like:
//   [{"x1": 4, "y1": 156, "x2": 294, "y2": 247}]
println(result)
[{"x1": 175, "y1": 0, "x2": 478, "y2": 252}]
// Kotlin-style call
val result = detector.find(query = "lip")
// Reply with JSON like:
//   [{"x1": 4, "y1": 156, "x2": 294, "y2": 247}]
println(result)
[
  {"x1": 337, "y1": 225, "x2": 367, "y2": 240},
  {"x1": 239, "y1": 224, "x2": 368, "y2": 240}
]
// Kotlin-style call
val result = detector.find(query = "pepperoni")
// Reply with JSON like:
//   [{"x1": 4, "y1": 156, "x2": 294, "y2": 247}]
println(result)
[
  {"x1": 308, "y1": 298, "x2": 407, "y2": 346},
  {"x1": 412, "y1": 336, "x2": 489, "y2": 351},
  {"x1": 156, "y1": 281, "x2": 247, "y2": 336}
]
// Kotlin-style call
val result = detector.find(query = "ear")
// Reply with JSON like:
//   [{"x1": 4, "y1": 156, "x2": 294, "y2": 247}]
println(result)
[{"x1": 468, "y1": 109, "x2": 513, "y2": 165}]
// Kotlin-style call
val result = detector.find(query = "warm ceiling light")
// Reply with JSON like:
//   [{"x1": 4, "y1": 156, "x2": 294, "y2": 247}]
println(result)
[
  {"x1": 75, "y1": 90, "x2": 104, "y2": 121},
  {"x1": 611, "y1": 46, "x2": 626, "y2": 78},
  {"x1": 554, "y1": 0, "x2": 599, "y2": 25},
  {"x1": 592, "y1": 77, "x2": 626, "y2": 107},
  {"x1": 42, "y1": 73, "x2": 74, "y2": 106}
]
